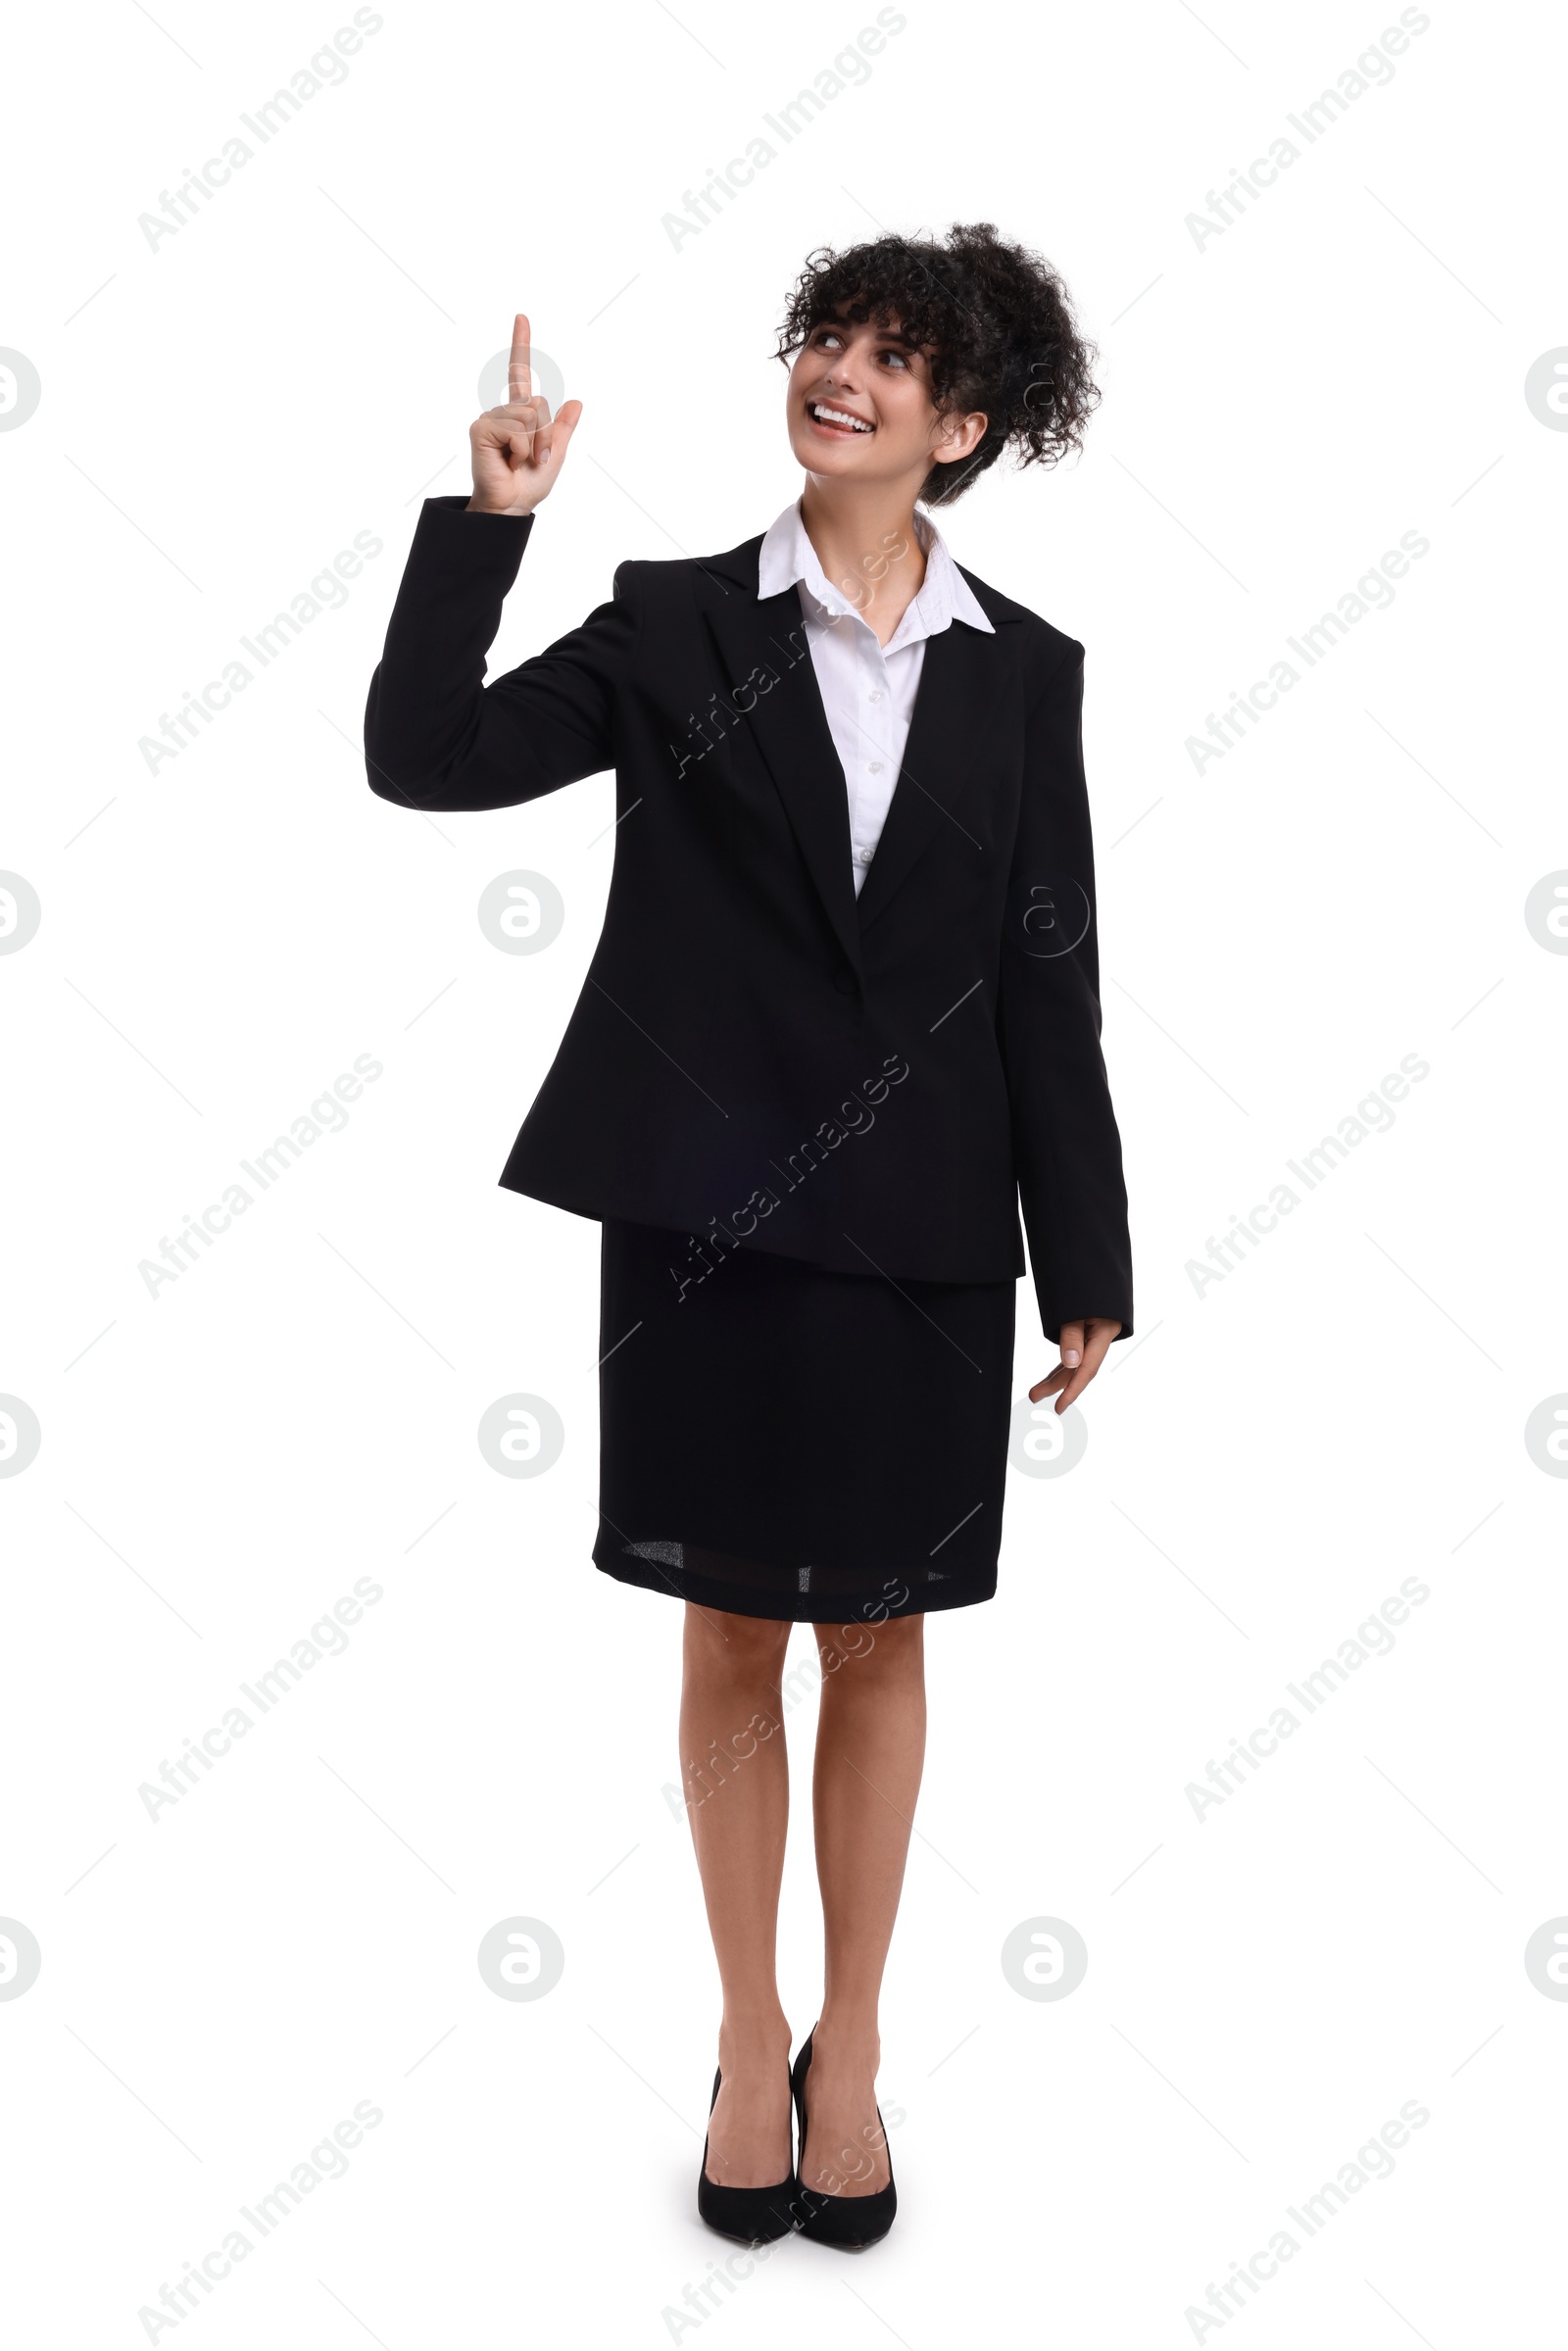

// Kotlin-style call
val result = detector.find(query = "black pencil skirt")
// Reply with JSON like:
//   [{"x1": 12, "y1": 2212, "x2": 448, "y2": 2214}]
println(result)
[{"x1": 592, "y1": 1218, "x2": 1018, "y2": 1623}]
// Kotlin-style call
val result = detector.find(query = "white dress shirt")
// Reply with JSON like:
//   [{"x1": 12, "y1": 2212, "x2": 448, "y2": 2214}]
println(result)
[{"x1": 757, "y1": 497, "x2": 996, "y2": 896}]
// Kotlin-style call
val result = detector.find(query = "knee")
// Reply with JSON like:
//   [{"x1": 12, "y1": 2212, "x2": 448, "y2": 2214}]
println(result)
[
  {"x1": 684, "y1": 1603, "x2": 792, "y2": 1683},
  {"x1": 813, "y1": 1612, "x2": 923, "y2": 1684}
]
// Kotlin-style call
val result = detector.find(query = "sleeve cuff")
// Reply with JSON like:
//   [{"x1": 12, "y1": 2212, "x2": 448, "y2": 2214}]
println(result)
[{"x1": 409, "y1": 495, "x2": 536, "y2": 579}]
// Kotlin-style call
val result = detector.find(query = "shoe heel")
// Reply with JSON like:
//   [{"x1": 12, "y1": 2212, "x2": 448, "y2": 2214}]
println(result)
[
  {"x1": 790, "y1": 2025, "x2": 898, "y2": 2250},
  {"x1": 698, "y1": 2063, "x2": 801, "y2": 2244}
]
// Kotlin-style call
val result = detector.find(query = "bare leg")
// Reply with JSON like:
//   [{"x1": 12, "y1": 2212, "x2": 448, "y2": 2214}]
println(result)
[
  {"x1": 803, "y1": 1611, "x2": 926, "y2": 2195},
  {"x1": 680, "y1": 1602, "x2": 794, "y2": 2187}
]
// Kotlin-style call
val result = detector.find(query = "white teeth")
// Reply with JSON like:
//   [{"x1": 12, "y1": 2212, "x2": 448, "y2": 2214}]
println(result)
[{"x1": 811, "y1": 402, "x2": 872, "y2": 432}]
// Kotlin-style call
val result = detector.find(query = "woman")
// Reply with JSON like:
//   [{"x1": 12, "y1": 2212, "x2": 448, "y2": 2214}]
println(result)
[{"x1": 365, "y1": 222, "x2": 1132, "y2": 2249}]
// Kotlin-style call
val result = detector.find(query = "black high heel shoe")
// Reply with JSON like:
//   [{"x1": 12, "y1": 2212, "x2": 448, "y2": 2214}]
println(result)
[
  {"x1": 697, "y1": 2065, "x2": 801, "y2": 2244},
  {"x1": 790, "y1": 2026, "x2": 898, "y2": 2249}
]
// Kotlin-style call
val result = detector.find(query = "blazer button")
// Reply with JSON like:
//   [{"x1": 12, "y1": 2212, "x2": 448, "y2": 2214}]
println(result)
[{"x1": 832, "y1": 970, "x2": 856, "y2": 996}]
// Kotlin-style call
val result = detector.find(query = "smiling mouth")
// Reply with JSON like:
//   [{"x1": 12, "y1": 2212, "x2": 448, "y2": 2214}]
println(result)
[{"x1": 808, "y1": 400, "x2": 874, "y2": 435}]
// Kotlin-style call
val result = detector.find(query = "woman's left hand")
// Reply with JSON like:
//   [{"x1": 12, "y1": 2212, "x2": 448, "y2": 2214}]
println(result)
[{"x1": 1030, "y1": 1318, "x2": 1122, "y2": 1415}]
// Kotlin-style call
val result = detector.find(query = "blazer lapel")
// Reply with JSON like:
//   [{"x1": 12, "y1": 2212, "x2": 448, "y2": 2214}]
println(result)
[
  {"x1": 853, "y1": 619, "x2": 995, "y2": 931},
  {"x1": 704, "y1": 579, "x2": 863, "y2": 975},
  {"x1": 701, "y1": 543, "x2": 1004, "y2": 961}
]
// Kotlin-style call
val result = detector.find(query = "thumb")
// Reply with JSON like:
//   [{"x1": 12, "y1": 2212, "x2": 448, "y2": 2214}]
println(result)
[
  {"x1": 544, "y1": 398, "x2": 584, "y2": 465},
  {"x1": 1058, "y1": 1320, "x2": 1084, "y2": 1369}
]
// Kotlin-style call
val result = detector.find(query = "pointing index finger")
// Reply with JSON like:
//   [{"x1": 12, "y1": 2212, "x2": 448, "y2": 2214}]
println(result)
[{"x1": 508, "y1": 313, "x2": 531, "y2": 406}]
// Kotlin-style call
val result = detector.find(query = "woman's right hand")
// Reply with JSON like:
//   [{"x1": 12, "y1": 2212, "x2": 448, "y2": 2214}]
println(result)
[{"x1": 467, "y1": 313, "x2": 583, "y2": 516}]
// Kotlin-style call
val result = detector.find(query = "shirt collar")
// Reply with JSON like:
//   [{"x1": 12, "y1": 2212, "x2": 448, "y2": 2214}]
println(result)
[{"x1": 756, "y1": 495, "x2": 995, "y2": 645}]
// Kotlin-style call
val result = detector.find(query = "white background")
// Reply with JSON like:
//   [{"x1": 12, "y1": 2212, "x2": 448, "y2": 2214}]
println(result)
[{"x1": 3, "y1": 0, "x2": 1565, "y2": 2342}]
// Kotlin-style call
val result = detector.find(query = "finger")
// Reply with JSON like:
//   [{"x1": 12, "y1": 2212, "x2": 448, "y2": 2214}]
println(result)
[
  {"x1": 508, "y1": 313, "x2": 531, "y2": 406},
  {"x1": 508, "y1": 398, "x2": 555, "y2": 471},
  {"x1": 1058, "y1": 1319, "x2": 1085, "y2": 1371},
  {"x1": 510, "y1": 398, "x2": 553, "y2": 465},
  {"x1": 543, "y1": 397, "x2": 583, "y2": 460},
  {"x1": 487, "y1": 397, "x2": 551, "y2": 425},
  {"x1": 538, "y1": 396, "x2": 583, "y2": 471},
  {"x1": 471, "y1": 399, "x2": 547, "y2": 448},
  {"x1": 1053, "y1": 1323, "x2": 1118, "y2": 1412}
]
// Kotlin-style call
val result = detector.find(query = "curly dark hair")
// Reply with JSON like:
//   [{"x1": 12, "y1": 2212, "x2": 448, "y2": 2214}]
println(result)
[{"x1": 774, "y1": 220, "x2": 1101, "y2": 507}]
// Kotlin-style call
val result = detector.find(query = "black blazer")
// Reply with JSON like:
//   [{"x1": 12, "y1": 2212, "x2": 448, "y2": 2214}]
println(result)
[{"x1": 364, "y1": 496, "x2": 1133, "y2": 1342}]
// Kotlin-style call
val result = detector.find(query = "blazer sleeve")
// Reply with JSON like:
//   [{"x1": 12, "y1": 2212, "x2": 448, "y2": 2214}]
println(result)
[
  {"x1": 997, "y1": 635, "x2": 1134, "y2": 1345},
  {"x1": 363, "y1": 495, "x2": 638, "y2": 810}
]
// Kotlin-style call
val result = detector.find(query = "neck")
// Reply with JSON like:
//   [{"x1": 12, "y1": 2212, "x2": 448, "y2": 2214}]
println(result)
[{"x1": 798, "y1": 475, "x2": 928, "y2": 622}]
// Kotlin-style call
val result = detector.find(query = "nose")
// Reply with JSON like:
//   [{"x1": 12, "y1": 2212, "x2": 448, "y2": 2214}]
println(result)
[{"x1": 817, "y1": 344, "x2": 860, "y2": 392}]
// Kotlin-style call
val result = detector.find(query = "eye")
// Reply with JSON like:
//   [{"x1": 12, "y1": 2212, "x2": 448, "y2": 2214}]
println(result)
[{"x1": 879, "y1": 348, "x2": 910, "y2": 369}]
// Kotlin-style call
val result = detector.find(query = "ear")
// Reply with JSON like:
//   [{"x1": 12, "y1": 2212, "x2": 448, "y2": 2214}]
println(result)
[{"x1": 932, "y1": 410, "x2": 989, "y2": 465}]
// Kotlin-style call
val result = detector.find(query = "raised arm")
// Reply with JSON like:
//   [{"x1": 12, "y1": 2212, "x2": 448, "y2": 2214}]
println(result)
[{"x1": 363, "y1": 312, "x2": 635, "y2": 812}]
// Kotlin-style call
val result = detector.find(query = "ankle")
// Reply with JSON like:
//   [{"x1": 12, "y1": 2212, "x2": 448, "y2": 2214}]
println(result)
[
  {"x1": 809, "y1": 2012, "x2": 881, "y2": 2072},
  {"x1": 717, "y1": 2007, "x2": 791, "y2": 2066}
]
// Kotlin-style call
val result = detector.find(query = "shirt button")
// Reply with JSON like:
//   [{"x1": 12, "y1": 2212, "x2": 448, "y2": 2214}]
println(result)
[
  {"x1": 868, "y1": 690, "x2": 884, "y2": 702},
  {"x1": 867, "y1": 760, "x2": 883, "y2": 773},
  {"x1": 856, "y1": 847, "x2": 872, "y2": 863}
]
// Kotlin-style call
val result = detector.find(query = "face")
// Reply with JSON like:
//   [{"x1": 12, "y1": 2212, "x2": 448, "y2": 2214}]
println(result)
[{"x1": 785, "y1": 309, "x2": 988, "y2": 489}]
